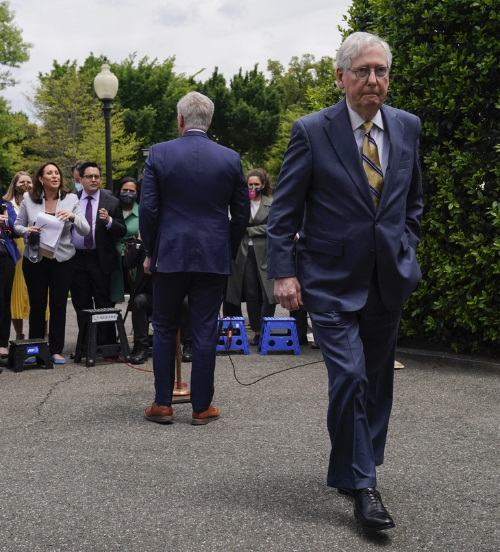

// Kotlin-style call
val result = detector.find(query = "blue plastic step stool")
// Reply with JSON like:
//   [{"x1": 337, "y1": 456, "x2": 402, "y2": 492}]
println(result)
[
  {"x1": 216, "y1": 317, "x2": 250, "y2": 354},
  {"x1": 259, "y1": 317, "x2": 301, "y2": 355}
]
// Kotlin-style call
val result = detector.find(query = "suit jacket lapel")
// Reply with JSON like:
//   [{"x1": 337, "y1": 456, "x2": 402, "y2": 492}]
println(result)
[
  {"x1": 323, "y1": 100, "x2": 374, "y2": 210},
  {"x1": 95, "y1": 191, "x2": 107, "y2": 236},
  {"x1": 251, "y1": 195, "x2": 272, "y2": 225},
  {"x1": 378, "y1": 105, "x2": 404, "y2": 212}
]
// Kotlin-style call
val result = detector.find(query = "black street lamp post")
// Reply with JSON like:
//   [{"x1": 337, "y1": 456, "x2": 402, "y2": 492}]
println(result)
[{"x1": 93, "y1": 60, "x2": 119, "y2": 191}]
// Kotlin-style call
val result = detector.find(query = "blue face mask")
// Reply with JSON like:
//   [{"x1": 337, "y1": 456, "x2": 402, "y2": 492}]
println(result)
[
  {"x1": 74, "y1": 183, "x2": 83, "y2": 193},
  {"x1": 120, "y1": 192, "x2": 137, "y2": 205}
]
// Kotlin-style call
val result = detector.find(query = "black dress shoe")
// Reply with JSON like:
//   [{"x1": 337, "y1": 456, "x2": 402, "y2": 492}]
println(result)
[
  {"x1": 354, "y1": 488, "x2": 395, "y2": 531},
  {"x1": 181, "y1": 343, "x2": 193, "y2": 363},
  {"x1": 131, "y1": 347, "x2": 148, "y2": 365},
  {"x1": 311, "y1": 341, "x2": 320, "y2": 349},
  {"x1": 250, "y1": 334, "x2": 260, "y2": 346}
]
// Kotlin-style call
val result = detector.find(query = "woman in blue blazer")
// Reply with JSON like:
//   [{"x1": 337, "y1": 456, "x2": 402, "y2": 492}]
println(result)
[{"x1": 0, "y1": 200, "x2": 21, "y2": 367}]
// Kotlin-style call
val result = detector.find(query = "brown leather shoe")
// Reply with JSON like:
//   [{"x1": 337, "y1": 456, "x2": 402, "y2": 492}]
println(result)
[
  {"x1": 191, "y1": 404, "x2": 220, "y2": 425},
  {"x1": 144, "y1": 402, "x2": 174, "y2": 423}
]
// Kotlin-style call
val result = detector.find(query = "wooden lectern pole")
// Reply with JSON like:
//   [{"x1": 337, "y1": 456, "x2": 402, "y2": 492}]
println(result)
[{"x1": 173, "y1": 330, "x2": 190, "y2": 401}]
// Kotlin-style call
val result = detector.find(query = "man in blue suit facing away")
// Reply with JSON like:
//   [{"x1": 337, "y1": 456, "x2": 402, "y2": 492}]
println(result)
[
  {"x1": 139, "y1": 91, "x2": 249, "y2": 426},
  {"x1": 267, "y1": 32, "x2": 423, "y2": 531}
]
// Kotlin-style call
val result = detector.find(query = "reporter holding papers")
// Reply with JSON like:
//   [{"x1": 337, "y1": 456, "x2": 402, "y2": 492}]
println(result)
[{"x1": 13, "y1": 161, "x2": 90, "y2": 364}]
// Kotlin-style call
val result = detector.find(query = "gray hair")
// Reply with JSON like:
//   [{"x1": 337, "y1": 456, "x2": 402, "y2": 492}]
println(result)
[
  {"x1": 335, "y1": 32, "x2": 392, "y2": 73},
  {"x1": 177, "y1": 91, "x2": 214, "y2": 132}
]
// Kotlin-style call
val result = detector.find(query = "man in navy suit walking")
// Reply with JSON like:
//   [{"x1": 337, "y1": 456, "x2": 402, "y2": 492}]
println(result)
[
  {"x1": 267, "y1": 33, "x2": 423, "y2": 530},
  {"x1": 139, "y1": 92, "x2": 249, "y2": 426}
]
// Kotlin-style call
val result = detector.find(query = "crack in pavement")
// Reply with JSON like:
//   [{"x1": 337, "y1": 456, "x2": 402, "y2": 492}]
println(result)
[{"x1": 35, "y1": 366, "x2": 93, "y2": 417}]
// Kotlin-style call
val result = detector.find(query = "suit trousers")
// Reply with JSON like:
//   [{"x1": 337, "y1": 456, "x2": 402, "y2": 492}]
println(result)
[
  {"x1": 71, "y1": 250, "x2": 115, "y2": 343},
  {"x1": 290, "y1": 306, "x2": 309, "y2": 343},
  {"x1": 309, "y1": 274, "x2": 401, "y2": 490},
  {"x1": 152, "y1": 271, "x2": 227, "y2": 412},
  {"x1": 131, "y1": 293, "x2": 193, "y2": 350},
  {"x1": 22, "y1": 256, "x2": 76, "y2": 355},
  {"x1": 131, "y1": 292, "x2": 153, "y2": 350}
]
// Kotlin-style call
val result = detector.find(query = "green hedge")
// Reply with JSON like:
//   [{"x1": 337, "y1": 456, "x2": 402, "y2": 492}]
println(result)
[{"x1": 338, "y1": 0, "x2": 500, "y2": 355}]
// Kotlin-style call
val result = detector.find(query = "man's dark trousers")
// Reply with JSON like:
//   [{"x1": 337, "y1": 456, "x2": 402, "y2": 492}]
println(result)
[
  {"x1": 71, "y1": 250, "x2": 115, "y2": 343},
  {"x1": 131, "y1": 292, "x2": 153, "y2": 350},
  {"x1": 309, "y1": 273, "x2": 400, "y2": 490},
  {"x1": 152, "y1": 271, "x2": 227, "y2": 412}
]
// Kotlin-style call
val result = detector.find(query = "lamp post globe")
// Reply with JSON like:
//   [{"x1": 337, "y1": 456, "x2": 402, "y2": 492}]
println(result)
[{"x1": 94, "y1": 60, "x2": 119, "y2": 190}]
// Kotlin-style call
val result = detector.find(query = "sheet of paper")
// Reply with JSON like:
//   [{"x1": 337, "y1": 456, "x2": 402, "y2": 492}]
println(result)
[{"x1": 35, "y1": 212, "x2": 64, "y2": 250}]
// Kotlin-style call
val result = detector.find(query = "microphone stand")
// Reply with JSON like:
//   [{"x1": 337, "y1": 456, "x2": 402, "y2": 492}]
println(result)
[{"x1": 172, "y1": 330, "x2": 191, "y2": 403}]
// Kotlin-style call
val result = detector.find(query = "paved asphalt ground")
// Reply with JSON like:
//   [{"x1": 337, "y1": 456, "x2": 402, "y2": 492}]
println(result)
[{"x1": 0, "y1": 302, "x2": 499, "y2": 552}]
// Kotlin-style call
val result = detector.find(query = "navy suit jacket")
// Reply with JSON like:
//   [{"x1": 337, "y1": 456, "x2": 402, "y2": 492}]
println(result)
[
  {"x1": 139, "y1": 131, "x2": 249, "y2": 275},
  {"x1": 267, "y1": 99, "x2": 423, "y2": 312}
]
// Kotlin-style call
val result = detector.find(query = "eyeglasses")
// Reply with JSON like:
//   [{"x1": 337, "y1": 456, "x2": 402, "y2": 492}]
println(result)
[
  {"x1": 347, "y1": 66, "x2": 390, "y2": 80},
  {"x1": 82, "y1": 174, "x2": 101, "y2": 181}
]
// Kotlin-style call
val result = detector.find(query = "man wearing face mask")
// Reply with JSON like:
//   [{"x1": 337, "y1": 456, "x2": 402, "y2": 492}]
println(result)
[
  {"x1": 71, "y1": 161, "x2": 84, "y2": 194},
  {"x1": 225, "y1": 168, "x2": 277, "y2": 345}
]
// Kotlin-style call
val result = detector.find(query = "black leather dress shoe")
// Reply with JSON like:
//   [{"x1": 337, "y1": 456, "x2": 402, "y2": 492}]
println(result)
[
  {"x1": 354, "y1": 488, "x2": 395, "y2": 531},
  {"x1": 311, "y1": 341, "x2": 320, "y2": 349},
  {"x1": 131, "y1": 347, "x2": 148, "y2": 365},
  {"x1": 181, "y1": 343, "x2": 193, "y2": 363}
]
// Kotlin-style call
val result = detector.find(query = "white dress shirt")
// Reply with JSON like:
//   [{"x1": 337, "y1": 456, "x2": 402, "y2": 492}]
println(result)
[{"x1": 346, "y1": 102, "x2": 389, "y2": 175}]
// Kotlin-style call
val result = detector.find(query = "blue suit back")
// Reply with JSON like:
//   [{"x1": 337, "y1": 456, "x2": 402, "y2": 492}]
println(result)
[{"x1": 139, "y1": 132, "x2": 249, "y2": 275}]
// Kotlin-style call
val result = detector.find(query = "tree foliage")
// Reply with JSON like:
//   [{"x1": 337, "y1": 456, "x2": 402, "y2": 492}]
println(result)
[
  {"x1": 27, "y1": 61, "x2": 140, "y2": 185},
  {"x1": 265, "y1": 54, "x2": 342, "y2": 177},
  {"x1": 265, "y1": 105, "x2": 308, "y2": 182},
  {"x1": 343, "y1": 0, "x2": 500, "y2": 355},
  {"x1": 0, "y1": 98, "x2": 26, "y2": 183},
  {"x1": 0, "y1": 1, "x2": 32, "y2": 188},
  {"x1": 0, "y1": 1, "x2": 32, "y2": 90},
  {"x1": 198, "y1": 65, "x2": 281, "y2": 169},
  {"x1": 111, "y1": 54, "x2": 195, "y2": 148},
  {"x1": 268, "y1": 54, "x2": 338, "y2": 112}
]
